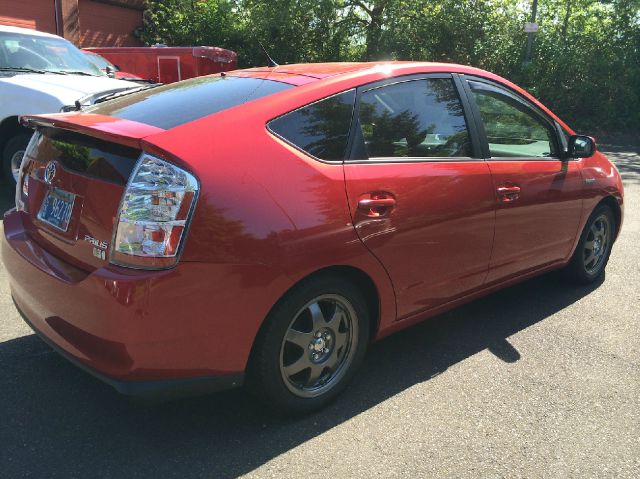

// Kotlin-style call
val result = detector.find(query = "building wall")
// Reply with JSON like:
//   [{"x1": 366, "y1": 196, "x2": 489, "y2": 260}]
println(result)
[
  {"x1": 0, "y1": 0, "x2": 57, "y2": 34},
  {"x1": 0, "y1": 0, "x2": 143, "y2": 47},
  {"x1": 78, "y1": 0, "x2": 142, "y2": 47}
]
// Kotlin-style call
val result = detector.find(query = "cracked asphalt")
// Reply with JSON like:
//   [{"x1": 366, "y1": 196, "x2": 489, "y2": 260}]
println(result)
[{"x1": 0, "y1": 147, "x2": 638, "y2": 478}]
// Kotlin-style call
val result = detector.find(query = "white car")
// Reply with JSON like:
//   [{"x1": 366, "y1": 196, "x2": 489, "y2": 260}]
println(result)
[{"x1": 0, "y1": 25, "x2": 144, "y2": 183}]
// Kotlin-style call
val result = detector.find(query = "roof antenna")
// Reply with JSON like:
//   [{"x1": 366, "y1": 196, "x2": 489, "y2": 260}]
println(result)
[{"x1": 258, "y1": 41, "x2": 279, "y2": 68}]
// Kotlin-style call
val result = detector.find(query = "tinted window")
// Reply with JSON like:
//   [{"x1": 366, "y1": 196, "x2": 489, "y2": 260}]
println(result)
[
  {"x1": 31, "y1": 128, "x2": 140, "y2": 185},
  {"x1": 268, "y1": 90, "x2": 356, "y2": 162},
  {"x1": 469, "y1": 81, "x2": 558, "y2": 158},
  {"x1": 89, "y1": 76, "x2": 294, "y2": 130},
  {"x1": 357, "y1": 78, "x2": 470, "y2": 158}
]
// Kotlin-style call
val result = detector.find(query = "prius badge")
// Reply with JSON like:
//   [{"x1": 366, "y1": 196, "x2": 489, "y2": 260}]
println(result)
[
  {"x1": 85, "y1": 235, "x2": 108, "y2": 261},
  {"x1": 44, "y1": 162, "x2": 57, "y2": 184}
]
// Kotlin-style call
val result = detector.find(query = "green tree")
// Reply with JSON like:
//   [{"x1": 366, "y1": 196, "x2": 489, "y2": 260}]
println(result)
[{"x1": 140, "y1": 0, "x2": 640, "y2": 134}]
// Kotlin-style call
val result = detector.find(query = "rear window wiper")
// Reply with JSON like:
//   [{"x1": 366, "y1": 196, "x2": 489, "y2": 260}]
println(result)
[{"x1": 0, "y1": 67, "x2": 65, "y2": 75}]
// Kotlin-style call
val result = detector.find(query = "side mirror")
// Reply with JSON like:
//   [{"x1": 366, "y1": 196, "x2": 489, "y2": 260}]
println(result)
[{"x1": 567, "y1": 135, "x2": 596, "y2": 158}]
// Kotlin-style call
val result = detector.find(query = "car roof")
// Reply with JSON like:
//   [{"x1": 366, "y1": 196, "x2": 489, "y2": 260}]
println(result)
[
  {"x1": 0, "y1": 25, "x2": 62, "y2": 39},
  {"x1": 232, "y1": 61, "x2": 491, "y2": 85},
  {"x1": 240, "y1": 62, "x2": 373, "y2": 79}
]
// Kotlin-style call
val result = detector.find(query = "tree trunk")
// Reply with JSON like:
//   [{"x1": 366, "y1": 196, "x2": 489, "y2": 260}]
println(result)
[
  {"x1": 561, "y1": 0, "x2": 572, "y2": 42},
  {"x1": 364, "y1": 1, "x2": 388, "y2": 60}
]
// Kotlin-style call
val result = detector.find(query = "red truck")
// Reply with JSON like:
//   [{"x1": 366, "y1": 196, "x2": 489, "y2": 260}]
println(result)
[{"x1": 83, "y1": 45, "x2": 238, "y2": 83}]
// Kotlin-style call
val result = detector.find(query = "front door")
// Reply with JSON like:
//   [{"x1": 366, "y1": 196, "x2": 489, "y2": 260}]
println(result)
[
  {"x1": 344, "y1": 75, "x2": 496, "y2": 320},
  {"x1": 463, "y1": 79, "x2": 584, "y2": 283}
]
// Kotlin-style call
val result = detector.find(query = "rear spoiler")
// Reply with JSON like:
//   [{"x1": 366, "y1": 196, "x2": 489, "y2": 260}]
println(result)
[{"x1": 20, "y1": 113, "x2": 165, "y2": 149}]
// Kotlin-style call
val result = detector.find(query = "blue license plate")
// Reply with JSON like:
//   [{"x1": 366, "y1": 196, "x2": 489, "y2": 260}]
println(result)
[{"x1": 37, "y1": 188, "x2": 76, "y2": 232}]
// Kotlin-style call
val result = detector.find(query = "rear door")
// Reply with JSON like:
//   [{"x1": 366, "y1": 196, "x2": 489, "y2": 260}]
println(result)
[
  {"x1": 343, "y1": 75, "x2": 495, "y2": 320},
  {"x1": 461, "y1": 78, "x2": 583, "y2": 283}
]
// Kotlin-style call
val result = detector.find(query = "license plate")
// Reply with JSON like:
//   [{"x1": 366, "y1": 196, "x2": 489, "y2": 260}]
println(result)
[{"x1": 37, "y1": 188, "x2": 76, "y2": 232}]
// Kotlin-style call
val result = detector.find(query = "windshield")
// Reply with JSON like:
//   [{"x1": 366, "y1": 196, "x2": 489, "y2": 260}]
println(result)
[{"x1": 0, "y1": 32, "x2": 104, "y2": 76}]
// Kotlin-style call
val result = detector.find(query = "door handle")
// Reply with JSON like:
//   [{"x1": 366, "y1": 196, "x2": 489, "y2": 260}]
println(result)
[
  {"x1": 496, "y1": 184, "x2": 521, "y2": 203},
  {"x1": 357, "y1": 193, "x2": 396, "y2": 217}
]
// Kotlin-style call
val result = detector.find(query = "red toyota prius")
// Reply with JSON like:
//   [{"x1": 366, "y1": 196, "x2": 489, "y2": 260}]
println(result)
[{"x1": 2, "y1": 62, "x2": 623, "y2": 413}]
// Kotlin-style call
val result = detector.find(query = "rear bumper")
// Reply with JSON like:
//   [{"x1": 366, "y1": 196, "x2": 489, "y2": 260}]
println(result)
[
  {"x1": 2, "y1": 209, "x2": 288, "y2": 395},
  {"x1": 15, "y1": 297, "x2": 243, "y2": 397}
]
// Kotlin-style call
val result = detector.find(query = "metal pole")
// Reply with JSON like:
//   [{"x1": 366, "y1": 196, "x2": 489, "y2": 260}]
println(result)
[
  {"x1": 54, "y1": 0, "x2": 62, "y2": 36},
  {"x1": 524, "y1": 0, "x2": 538, "y2": 65}
]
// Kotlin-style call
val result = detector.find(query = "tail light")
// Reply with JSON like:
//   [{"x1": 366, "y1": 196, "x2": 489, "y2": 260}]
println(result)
[{"x1": 110, "y1": 153, "x2": 199, "y2": 269}]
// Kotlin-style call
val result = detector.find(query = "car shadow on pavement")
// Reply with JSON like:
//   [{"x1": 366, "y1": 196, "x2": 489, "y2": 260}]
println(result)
[{"x1": 0, "y1": 271, "x2": 604, "y2": 478}]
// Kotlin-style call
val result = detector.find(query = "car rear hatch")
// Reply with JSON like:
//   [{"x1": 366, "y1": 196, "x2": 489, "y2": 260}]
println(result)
[{"x1": 17, "y1": 113, "x2": 164, "y2": 272}]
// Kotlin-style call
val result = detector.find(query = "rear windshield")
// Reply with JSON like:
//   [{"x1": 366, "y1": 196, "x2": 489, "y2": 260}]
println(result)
[
  {"x1": 31, "y1": 128, "x2": 140, "y2": 185},
  {"x1": 88, "y1": 76, "x2": 294, "y2": 130}
]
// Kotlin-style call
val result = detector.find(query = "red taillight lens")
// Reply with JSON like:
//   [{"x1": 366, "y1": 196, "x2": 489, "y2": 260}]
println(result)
[{"x1": 110, "y1": 153, "x2": 199, "y2": 269}]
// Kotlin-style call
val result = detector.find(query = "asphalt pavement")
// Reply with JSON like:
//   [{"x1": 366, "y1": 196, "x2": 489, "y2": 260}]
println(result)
[{"x1": 0, "y1": 147, "x2": 638, "y2": 478}]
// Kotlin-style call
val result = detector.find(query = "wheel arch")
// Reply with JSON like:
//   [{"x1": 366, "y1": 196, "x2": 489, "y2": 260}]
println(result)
[
  {"x1": 309, "y1": 265, "x2": 381, "y2": 341},
  {"x1": 597, "y1": 195, "x2": 622, "y2": 240},
  {"x1": 251, "y1": 265, "x2": 382, "y2": 356},
  {"x1": 0, "y1": 116, "x2": 30, "y2": 149},
  {"x1": 0, "y1": 116, "x2": 32, "y2": 176}
]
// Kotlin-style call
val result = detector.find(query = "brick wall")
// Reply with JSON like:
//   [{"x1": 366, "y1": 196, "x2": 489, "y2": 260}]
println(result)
[{"x1": 0, "y1": 0, "x2": 143, "y2": 47}]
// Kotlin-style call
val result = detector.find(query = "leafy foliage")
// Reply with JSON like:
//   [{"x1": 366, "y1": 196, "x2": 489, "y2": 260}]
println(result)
[{"x1": 141, "y1": 0, "x2": 640, "y2": 133}]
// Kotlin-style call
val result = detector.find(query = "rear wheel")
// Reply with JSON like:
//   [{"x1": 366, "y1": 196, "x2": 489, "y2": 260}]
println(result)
[
  {"x1": 565, "y1": 205, "x2": 615, "y2": 284},
  {"x1": 2, "y1": 134, "x2": 30, "y2": 184},
  {"x1": 248, "y1": 275, "x2": 370, "y2": 414}
]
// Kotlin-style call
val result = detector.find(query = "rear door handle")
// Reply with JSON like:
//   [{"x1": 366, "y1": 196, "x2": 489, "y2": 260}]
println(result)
[
  {"x1": 496, "y1": 184, "x2": 521, "y2": 203},
  {"x1": 357, "y1": 193, "x2": 396, "y2": 217}
]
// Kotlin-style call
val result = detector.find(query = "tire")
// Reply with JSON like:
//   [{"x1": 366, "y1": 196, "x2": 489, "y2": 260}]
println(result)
[
  {"x1": 2, "y1": 134, "x2": 31, "y2": 184},
  {"x1": 247, "y1": 275, "x2": 370, "y2": 415},
  {"x1": 565, "y1": 204, "x2": 616, "y2": 284}
]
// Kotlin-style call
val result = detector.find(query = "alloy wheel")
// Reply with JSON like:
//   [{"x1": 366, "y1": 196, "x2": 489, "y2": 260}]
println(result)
[
  {"x1": 279, "y1": 294, "x2": 358, "y2": 398},
  {"x1": 583, "y1": 214, "x2": 610, "y2": 275},
  {"x1": 10, "y1": 149, "x2": 25, "y2": 183}
]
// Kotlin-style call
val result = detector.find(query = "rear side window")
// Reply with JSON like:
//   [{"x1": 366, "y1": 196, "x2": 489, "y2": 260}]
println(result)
[
  {"x1": 357, "y1": 78, "x2": 471, "y2": 159},
  {"x1": 268, "y1": 90, "x2": 356, "y2": 162},
  {"x1": 89, "y1": 76, "x2": 294, "y2": 130}
]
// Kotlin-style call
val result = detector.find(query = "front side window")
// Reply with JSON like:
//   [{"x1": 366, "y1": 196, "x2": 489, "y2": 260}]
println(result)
[
  {"x1": 469, "y1": 81, "x2": 558, "y2": 158},
  {"x1": 268, "y1": 90, "x2": 356, "y2": 162},
  {"x1": 357, "y1": 78, "x2": 471, "y2": 159}
]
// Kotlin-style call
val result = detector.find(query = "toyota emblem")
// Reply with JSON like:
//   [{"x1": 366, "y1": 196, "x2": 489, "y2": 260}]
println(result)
[{"x1": 44, "y1": 162, "x2": 57, "y2": 184}]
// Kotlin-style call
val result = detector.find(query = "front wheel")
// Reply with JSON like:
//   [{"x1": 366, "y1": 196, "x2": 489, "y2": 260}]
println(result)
[
  {"x1": 2, "y1": 134, "x2": 31, "y2": 184},
  {"x1": 248, "y1": 275, "x2": 370, "y2": 414},
  {"x1": 565, "y1": 205, "x2": 616, "y2": 284}
]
